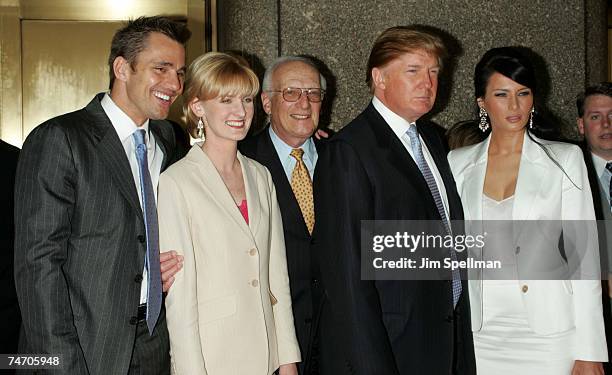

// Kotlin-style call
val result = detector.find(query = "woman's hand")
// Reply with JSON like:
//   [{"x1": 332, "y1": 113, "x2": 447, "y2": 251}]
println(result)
[
  {"x1": 278, "y1": 363, "x2": 298, "y2": 375},
  {"x1": 571, "y1": 360, "x2": 604, "y2": 375}
]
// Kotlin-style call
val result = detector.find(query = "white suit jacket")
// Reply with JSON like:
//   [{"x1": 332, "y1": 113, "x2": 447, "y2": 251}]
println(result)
[
  {"x1": 158, "y1": 145, "x2": 301, "y2": 374},
  {"x1": 448, "y1": 132, "x2": 607, "y2": 362}
]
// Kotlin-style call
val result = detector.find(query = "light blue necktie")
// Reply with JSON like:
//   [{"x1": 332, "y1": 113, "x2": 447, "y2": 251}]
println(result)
[
  {"x1": 406, "y1": 125, "x2": 462, "y2": 307},
  {"x1": 133, "y1": 129, "x2": 162, "y2": 334}
]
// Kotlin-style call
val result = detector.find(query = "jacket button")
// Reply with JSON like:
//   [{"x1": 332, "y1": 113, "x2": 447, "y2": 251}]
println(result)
[
  {"x1": 515, "y1": 246, "x2": 521, "y2": 254},
  {"x1": 137, "y1": 235, "x2": 145, "y2": 243},
  {"x1": 249, "y1": 248, "x2": 257, "y2": 256},
  {"x1": 129, "y1": 317, "x2": 138, "y2": 325},
  {"x1": 311, "y1": 278, "x2": 319, "y2": 285},
  {"x1": 251, "y1": 279, "x2": 259, "y2": 287},
  {"x1": 521, "y1": 285, "x2": 529, "y2": 293},
  {"x1": 445, "y1": 315, "x2": 454, "y2": 322},
  {"x1": 134, "y1": 274, "x2": 143, "y2": 283}
]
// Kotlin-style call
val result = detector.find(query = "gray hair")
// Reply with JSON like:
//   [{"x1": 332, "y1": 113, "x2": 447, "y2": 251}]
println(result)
[{"x1": 261, "y1": 55, "x2": 327, "y2": 92}]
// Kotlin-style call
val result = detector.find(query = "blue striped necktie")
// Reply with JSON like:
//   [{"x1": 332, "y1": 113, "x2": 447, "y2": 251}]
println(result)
[
  {"x1": 133, "y1": 129, "x2": 162, "y2": 334},
  {"x1": 406, "y1": 125, "x2": 462, "y2": 307}
]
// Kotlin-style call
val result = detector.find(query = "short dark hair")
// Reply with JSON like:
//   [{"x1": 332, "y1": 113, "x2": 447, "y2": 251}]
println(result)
[
  {"x1": 108, "y1": 16, "x2": 191, "y2": 89},
  {"x1": 474, "y1": 47, "x2": 536, "y2": 99},
  {"x1": 576, "y1": 82, "x2": 612, "y2": 117},
  {"x1": 366, "y1": 26, "x2": 447, "y2": 92}
]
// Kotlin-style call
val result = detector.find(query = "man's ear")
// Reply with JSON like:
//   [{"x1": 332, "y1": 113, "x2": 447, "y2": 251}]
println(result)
[
  {"x1": 261, "y1": 91, "x2": 272, "y2": 115},
  {"x1": 577, "y1": 117, "x2": 585, "y2": 136},
  {"x1": 189, "y1": 97, "x2": 204, "y2": 117},
  {"x1": 112, "y1": 56, "x2": 130, "y2": 83},
  {"x1": 371, "y1": 67, "x2": 386, "y2": 90}
]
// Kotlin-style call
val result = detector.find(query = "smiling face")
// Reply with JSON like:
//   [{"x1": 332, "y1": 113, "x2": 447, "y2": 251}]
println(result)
[
  {"x1": 372, "y1": 50, "x2": 439, "y2": 123},
  {"x1": 478, "y1": 72, "x2": 533, "y2": 134},
  {"x1": 111, "y1": 32, "x2": 186, "y2": 125},
  {"x1": 262, "y1": 61, "x2": 321, "y2": 148},
  {"x1": 191, "y1": 94, "x2": 254, "y2": 144},
  {"x1": 578, "y1": 94, "x2": 612, "y2": 160}
]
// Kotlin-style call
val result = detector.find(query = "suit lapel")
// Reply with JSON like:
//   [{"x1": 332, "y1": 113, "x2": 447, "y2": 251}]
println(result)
[
  {"x1": 86, "y1": 95, "x2": 143, "y2": 219},
  {"x1": 513, "y1": 133, "x2": 548, "y2": 222},
  {"x1": 462, "y1": 137, "x2": 490, "y2": 221},
  {"x1": 150, "y1": 121, "x2": 170, "y2": 170},
  {"x1": 364, "y1": 105, "x2": 433, "y2": 198},
  {"x1": 238, "y1": 152, "x2": 261, "y2": 236},
  {"x1": 188, "y1": 145, "x2": 254, "y2": 241},
  {"x1": 258, "y1": 129, "x2": 311, "y2": 236}
]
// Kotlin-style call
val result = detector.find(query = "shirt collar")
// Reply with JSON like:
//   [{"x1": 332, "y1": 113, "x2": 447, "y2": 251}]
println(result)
[
  {"x1": 591, "y1": 152, "x2": 611, "y2": 179},
  {"x1": 101, "y1": 93, "x2": 151, "y2": 145},
  {"x1": 372, "y1": 96, "x2": 415, "y2": 139},
  {"x1": 268, "y1": 124, "x2": 316, "y2": 165}
]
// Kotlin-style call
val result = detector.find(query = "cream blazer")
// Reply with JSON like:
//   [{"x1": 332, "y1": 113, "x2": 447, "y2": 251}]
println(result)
[
  {"x1": 158, "y1": 145, "x2": 301, "y2": 374},
  {"x1": 448, "y1": 132, "x2": 607, "y2": 362}
]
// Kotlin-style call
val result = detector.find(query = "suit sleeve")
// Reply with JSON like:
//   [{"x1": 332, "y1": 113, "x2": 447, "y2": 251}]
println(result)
[
  {"x1": 267, "y1": 170, "x2": 301, "y2": 365},
  {"x1": 314, "y1": 141, "x2": 400, "y2": 375},
  {"x1": 13, "y1": 123, "x2": 87, "y2": 374},
  {"x1": 561, "y1": 146, "x2": 608, "y2": 362},
  {"x1": 158, "y1": 173, "x2": 208, "y2": 375}
]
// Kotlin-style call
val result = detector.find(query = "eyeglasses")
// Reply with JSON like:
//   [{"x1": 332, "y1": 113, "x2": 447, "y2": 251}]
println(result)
[{"x1": 267, "y1": 87, "x2": 325, "y2": 103}]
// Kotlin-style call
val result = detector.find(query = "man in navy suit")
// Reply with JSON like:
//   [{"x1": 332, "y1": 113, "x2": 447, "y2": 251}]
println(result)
[{"x1": 313, "y1": 26, "x2": 475, "y2": 375}]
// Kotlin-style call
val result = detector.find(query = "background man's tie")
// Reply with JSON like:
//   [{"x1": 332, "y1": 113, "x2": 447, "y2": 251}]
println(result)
[
  {"x1": 607, "y1": 162, "x2": 612, "y2": 213},
  {"x1": 133, "y1": 129, "x2": 162, "y2": 334},
  {"x1": 290, "y1": 148, "x2": 315, "y2": 234},
  {"x1": 406, "y1": 125, "x2": 462, "y2": 307}
]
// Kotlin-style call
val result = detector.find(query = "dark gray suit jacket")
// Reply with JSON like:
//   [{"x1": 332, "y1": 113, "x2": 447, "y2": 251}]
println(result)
[{"x1": 14, "y1": 94, "x2": 175, "y2": 374}]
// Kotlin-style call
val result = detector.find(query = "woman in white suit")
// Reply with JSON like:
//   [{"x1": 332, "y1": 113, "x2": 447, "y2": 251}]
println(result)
[
  {"x1": 448, "y1": 47, "x2": 607, "y2": 374},
  {"x1": 158, "y1": 52, "x2": 300, "y2": 375}
]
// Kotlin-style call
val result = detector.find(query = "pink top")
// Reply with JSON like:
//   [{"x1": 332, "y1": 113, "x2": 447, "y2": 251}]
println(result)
[{"x1": 237, "y1": 199, "x2": 248, "y2": 224}]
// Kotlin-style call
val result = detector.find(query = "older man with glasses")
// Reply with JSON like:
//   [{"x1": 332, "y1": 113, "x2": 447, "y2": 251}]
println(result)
[{"x1": 237, "y1": 55, "x2": 328, "y2": 374}]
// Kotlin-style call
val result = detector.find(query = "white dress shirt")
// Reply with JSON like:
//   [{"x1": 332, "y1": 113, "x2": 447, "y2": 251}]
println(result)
[
  {"x1": 268, "y1": 125, "x2": 318, "y2": 180},
  {"x1": 101, "y1": 93, "x2": 164, "y2": 304},
  {"x1": 372, "y1": 96, "x2": 450, "y2": 220}
]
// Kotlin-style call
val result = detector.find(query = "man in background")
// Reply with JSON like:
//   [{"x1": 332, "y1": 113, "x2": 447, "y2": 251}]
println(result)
[{"x1": 577, "y1": 81, "x2": 612, "y2": 373}]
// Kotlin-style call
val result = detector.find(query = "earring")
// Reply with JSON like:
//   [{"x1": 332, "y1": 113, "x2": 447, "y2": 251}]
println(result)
[
  {"x1": 528, "y1": 107, "x2": 535, "y2": 129},
  {"x1": 478, "y1": 106, "x2": 489, "y2": 132},
  {"x1": 196, "y1": 117, "x2": 205, "y2": 140}
]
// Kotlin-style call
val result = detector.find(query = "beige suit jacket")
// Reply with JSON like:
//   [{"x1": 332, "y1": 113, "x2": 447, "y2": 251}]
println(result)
[{"x1": 158, "y1": 144, "x2": 301, "y2": 374}]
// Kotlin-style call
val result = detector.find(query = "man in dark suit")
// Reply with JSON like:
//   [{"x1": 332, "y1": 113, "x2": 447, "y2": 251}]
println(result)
[
  {"x1": 313, "y1": 26, "x2": 475, "y2": 374},
  {"x1": 14, "y1": 17, "x2": 190, "y2": 374},
  {"x1": 576, "y1": 82, "x2": 612, "y2": 373},
  {"x1": 1, "y1": 139, "x2": 19, "y2": 374},
  {"x1": 239, "y1": 55, "x2": 327, "y2": 374}
]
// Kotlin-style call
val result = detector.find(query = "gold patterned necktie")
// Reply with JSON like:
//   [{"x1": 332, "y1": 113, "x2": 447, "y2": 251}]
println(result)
[{"x1": 290, "y1": 148, "x2": 315, "y2": 234}]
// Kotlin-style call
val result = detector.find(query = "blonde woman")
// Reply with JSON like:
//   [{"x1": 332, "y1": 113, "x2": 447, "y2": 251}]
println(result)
[{"x1": 158, "y1": 52, "x2": 300, "y2": 375}]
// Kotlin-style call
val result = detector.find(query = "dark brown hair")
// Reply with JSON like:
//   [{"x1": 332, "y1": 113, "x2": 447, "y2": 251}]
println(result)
[{"x1": 108, "y1": 16, "x2": 191, "y2": 89}]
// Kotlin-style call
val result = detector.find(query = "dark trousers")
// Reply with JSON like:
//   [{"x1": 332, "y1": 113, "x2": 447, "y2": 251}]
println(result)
[{"x1": 127, "y1": 318, "x2": 170, "y2": 375}]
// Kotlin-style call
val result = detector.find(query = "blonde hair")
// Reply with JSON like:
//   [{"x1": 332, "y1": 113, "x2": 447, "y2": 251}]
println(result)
[{"x1": 183, "y1": 52, "x2": 260, "y2": 136}]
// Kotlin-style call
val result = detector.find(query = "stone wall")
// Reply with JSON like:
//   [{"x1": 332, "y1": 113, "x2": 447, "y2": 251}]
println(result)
[{"x1": 218, "y1": 0, "x2": 607, "y2": 139}]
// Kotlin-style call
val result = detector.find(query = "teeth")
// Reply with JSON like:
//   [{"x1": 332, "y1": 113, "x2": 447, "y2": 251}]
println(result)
[
  {"x1": 154, "y1": 91, "x2": 171, "y2": 101},
  {"x1": 226, "y1": 121, "x2": 244, "y2": 127},
  {"x1": 291, "y1": 114, "x2": 309, "y2": 119}
]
